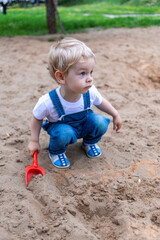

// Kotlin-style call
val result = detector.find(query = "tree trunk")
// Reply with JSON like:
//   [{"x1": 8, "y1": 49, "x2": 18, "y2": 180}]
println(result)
[{"x1": 46, "y1": 0, "x2": 57, "y2": 34}]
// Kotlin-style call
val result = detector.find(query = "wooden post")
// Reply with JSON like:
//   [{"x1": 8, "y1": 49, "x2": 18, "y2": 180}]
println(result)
[{"x1": 53, "y1": 0, "x2": 65, "y2": 34}]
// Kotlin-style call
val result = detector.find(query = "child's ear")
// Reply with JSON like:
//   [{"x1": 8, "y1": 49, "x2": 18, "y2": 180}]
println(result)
[{"x1": 55, "y1": 71, "x2": 65, "y2": 85}]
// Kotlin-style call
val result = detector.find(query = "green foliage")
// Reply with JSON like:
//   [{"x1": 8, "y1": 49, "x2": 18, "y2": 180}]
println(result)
[
  {"x1": 58, "y1": 0, "x2": 160, "y2": 6},
  {"x1": 121, "y1": 0, "x2": 160, "y2": 6},
  {"x1": 58, "y1": 0, "x2": 107, "y2": 6}
]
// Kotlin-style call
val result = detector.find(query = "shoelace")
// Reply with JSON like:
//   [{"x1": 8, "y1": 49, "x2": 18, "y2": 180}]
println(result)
[
  {"x1": 90, "y1": 145, "x2": 99, "y2": 156},
  {"x1": 58, "y1": 154, "x2": 67, "y2": 166}
]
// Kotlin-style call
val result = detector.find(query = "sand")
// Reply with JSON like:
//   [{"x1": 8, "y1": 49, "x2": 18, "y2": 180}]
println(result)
[{"x1": 0, "y1": 27, "x2": 160, "y2": 240}]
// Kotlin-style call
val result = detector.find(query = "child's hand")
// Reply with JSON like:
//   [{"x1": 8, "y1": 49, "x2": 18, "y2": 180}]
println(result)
[
  {"x1": 28, "y1": 141, "x2": 40, "y2": 157},
  {"x1": 113, "y1": 114, "x2": 122, "y2": 132}
]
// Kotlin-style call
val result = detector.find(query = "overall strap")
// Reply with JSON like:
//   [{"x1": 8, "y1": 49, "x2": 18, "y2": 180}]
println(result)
[
  {"x1": 83, "y1": 90, "x2": 90, "y2": 109},
  {"x1": 49, "y1": 89, "x2": 65, "y2": 118}
]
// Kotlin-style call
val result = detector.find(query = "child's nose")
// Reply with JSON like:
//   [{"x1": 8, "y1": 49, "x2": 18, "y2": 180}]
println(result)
[{"x1": 86, "y1": 74, "x2": 92, "y2": 82}]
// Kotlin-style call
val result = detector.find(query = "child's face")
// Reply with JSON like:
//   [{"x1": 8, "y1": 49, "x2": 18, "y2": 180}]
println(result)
[{"x1": 63, "y1": 57, "x2": 95, "y2": 94}]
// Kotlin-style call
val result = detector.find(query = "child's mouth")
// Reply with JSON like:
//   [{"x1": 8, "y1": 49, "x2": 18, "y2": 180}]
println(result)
[{"x1": 85, "y1": 85, "x2": 92, "y2": 89}]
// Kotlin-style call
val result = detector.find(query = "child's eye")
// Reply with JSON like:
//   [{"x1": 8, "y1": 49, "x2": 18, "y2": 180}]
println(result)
[
  {"x1": 90, "y1": 71, "x2": 93, "y2": 75},
  {"x1": 80, "y1": 72, "x2": 85, "y2": 76}
]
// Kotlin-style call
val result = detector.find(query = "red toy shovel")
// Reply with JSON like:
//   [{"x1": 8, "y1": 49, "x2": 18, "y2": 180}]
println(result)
[{"x1": 25, "y1": 151, "x2": 45, "y2": 188}]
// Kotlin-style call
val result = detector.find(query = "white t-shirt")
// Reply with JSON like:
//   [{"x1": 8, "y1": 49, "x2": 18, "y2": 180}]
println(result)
[{"x1": 33, "y1": 85, "x2": 102, "y2": 122}]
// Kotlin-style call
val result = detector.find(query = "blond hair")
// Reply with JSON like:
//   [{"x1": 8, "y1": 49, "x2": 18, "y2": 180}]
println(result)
[{"x1": 48, "y1": 38, "x2": 95, "y2": 81}]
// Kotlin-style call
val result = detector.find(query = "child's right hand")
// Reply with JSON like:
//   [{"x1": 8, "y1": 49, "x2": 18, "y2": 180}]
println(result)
[{"x1": 28, "y1": 141, "x2": 40, "y2": 157}]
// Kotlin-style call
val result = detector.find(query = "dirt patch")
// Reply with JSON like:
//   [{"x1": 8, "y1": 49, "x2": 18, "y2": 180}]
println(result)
[{"x1": 0, "y1": 27, "x2": 160, "y2": 240}]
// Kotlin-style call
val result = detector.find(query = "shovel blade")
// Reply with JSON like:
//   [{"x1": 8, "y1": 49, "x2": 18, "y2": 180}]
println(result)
[{"x1": 25, "y1": 165, "x2": 45, "y2": 187}]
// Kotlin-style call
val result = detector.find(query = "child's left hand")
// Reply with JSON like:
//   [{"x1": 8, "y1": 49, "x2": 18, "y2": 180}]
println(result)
[{"x1": 113, "y1": 114, "x2": 122, "y2": 132}]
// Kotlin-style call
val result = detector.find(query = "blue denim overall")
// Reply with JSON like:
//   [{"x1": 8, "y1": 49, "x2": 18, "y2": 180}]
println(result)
[{"x1": 42, "y1": 89, "x2": 110, "y2": 155}]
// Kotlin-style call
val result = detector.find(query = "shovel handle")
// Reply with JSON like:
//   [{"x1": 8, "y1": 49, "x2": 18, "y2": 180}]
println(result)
[{"x1": 33, "y1": 151, "x2": 38, "y2": 167}]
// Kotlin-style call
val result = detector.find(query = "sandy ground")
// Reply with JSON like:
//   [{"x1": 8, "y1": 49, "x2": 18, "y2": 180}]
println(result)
[{"x1": 0, "y1": 27, "x2": 160, "y2": 240}]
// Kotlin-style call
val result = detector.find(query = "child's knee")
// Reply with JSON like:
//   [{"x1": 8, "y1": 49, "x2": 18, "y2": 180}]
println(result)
[
  {"x1": 50, "y1": 125, "x2": 76, "y2": 145},
  {"x1": 91, "y1": 114, "x2": 110, "y2": 133}
]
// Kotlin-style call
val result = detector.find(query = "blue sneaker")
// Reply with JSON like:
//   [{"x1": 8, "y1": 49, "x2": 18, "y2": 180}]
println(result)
[
  {"x1": 82, "y1": 143, "x2": 102, "y2": 158},
  {"x1": 49, "y1": 153, "x2": 70, "y2": 168}
]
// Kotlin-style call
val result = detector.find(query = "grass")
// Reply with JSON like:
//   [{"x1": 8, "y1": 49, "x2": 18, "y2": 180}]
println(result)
[
  {"x1": 59, "y1": 2, "x2": 160, "y2": 14},
  {"x1": 0, "y1": 7, "x2": 48, "y2": 36},
  {"x1": 62, "y1": 14, "x2": 160, "y2": 32},
  {"x1": 0, "y1": 1, "x2": 160, "y2": 36}
]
